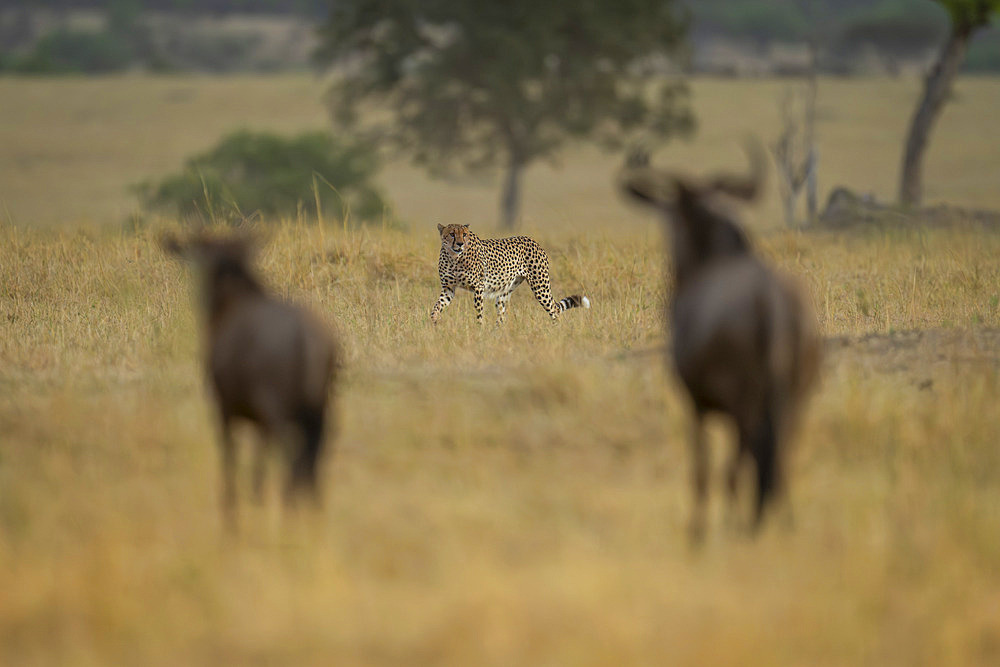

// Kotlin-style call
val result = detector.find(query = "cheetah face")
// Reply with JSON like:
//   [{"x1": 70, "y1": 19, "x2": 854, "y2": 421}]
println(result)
[{"x1": 437, "y1": 223, "x2": 470, "y2": 256}]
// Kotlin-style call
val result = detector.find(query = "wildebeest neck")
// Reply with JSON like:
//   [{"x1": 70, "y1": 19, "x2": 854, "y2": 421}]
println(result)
[
  {"x1": 203, "y1": 261, "x2": 265, "y2": 329},
  {"x1": 670, "y1": 193, "x2": 752, "y2": 290}
]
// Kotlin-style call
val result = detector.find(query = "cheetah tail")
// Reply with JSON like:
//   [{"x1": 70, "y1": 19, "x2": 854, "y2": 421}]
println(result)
[{"x1": 557, "y1": 295, "x2": 591, "y2": 313}]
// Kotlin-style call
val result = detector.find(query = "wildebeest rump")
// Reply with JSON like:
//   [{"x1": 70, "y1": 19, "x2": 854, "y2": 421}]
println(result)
[
  {"x1": 163, "y1": 232, "x2": 339, "y2": 522},
  {"x1": 621, "y1": 147, "x2": 820, "y2": 539}
]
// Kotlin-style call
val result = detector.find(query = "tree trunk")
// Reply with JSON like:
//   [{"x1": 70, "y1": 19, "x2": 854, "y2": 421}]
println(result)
[
  {"x1": 899, "y1": 25, "x2": 972, "y2": 207},
  {"x1": 805, "y1": 41, "x2": 819, "y2": 224},
  {"x1": 779, "y1": 179, "x2": 796, "y2": 228},
  {"x1": 500, "y1": 154, "x2": 523, "y2": 230},
  {"x1": 806, "y1": 147, "x2": 818, "y2": 223}
]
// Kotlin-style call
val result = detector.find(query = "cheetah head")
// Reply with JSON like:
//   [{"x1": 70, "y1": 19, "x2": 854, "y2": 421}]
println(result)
[{"x1": 437, "y1": 223, "x2": 470, "y2": 256}]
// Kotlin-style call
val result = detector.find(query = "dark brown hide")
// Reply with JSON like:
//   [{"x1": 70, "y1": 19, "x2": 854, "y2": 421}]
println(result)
[
  {"x1": 163, "y1": 233, "x2": 338, "y2": 523},
  {"x1": 621, "y1": 150, "x2": 819, "y2": 539}
]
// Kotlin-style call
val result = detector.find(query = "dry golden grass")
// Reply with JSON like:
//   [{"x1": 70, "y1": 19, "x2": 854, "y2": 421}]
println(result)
[
  {"x1": 2, "y1": 75, "x2": 1000, "y2": 665},
  {"x1": 3, "y1": 219, "x2": 1000, "y2": 665}
]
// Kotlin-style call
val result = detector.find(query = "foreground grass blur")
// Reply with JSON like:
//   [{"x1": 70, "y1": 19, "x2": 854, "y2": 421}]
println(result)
[{"x1": 2, "y1": 218, "x2": 999, "y2": 665}]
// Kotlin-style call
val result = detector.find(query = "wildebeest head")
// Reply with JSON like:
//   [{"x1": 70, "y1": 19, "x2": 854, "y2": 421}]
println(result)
[
  {"x1": 162, "y1": 232, "x2": 263, "y2": 314},
  {"x1": 162, "y1": 231, "x2": 255, "y2": 273},
  {"x1": 620, "y1": 143, "x2": 766, "y2": 287}
]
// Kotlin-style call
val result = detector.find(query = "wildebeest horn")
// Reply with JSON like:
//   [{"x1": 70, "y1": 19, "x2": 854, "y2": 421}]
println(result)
[
  {"x1": 620, "y1": 167, "x2": 680, "y2": 207},
  {"x1": 704, "y1": 139, "x2": 766, "y2": 201}
]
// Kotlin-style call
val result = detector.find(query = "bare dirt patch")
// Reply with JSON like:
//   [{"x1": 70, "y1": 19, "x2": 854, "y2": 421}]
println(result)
[{"x1": 824, "y1": 327, "x2": 1000, "y2": 384}]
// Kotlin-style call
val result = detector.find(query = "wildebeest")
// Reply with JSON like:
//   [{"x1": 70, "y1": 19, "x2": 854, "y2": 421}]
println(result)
[
  {"x1": 163, "y1": 232, "x2": 339, "y2": 523},
  {"x1": 620, "y1": 147, "x2": 820, "y2": 539}
]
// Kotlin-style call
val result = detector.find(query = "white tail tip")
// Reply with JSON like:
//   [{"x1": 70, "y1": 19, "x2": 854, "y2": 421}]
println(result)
[{"x1": 582, "y1": 296, "x2": 591, "y2": 309}]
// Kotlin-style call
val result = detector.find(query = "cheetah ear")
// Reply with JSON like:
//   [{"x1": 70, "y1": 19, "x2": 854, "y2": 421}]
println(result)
[
  {"x1": 461, "y1": 224, "x2": 469, "y2": 229},
  {"x1": 437, "y1": 223, "x2": 444, "y2": 235}
]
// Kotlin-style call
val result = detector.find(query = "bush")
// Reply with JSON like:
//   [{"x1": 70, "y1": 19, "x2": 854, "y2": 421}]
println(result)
[{"x1": 137, "y1": 130, "x2": 394, "y2": 225}]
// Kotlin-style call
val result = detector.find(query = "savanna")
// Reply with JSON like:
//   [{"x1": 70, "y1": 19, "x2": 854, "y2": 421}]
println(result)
[{"x1": 2, "y1": 70, "x2": 1000, "y2": 665}]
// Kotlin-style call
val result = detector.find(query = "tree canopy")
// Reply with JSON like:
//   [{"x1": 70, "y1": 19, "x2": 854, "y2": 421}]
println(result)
[
  {"x1": 938, "y1": 0, "x2": 1000, "y2": 27},
  {"x1": 315, "y1": 0, "x2": 694, "y2": 228}
]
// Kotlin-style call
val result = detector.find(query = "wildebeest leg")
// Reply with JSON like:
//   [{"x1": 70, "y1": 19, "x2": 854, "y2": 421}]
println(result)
[
  {"x1": 285, "y1": 407, "x2": 326, "y2": 508},
  {"x1": 251, "y1": 429, "x2": 268, "y2": 504},
  {"x1": 688, "y1": 410, "x2": 709, "y2": 544},
  {"x1": 773, "y1": 411, "x2": 796, "y2": 531},
  {"x1": 218, "y1": 415, "x2": 237, "y2": 528},
  {"x1": 725, "y1": 441, "x2": 747, "y2": 529},
  {"x1": 748, "y1": 408, "x2": 778, "y2": 534}
]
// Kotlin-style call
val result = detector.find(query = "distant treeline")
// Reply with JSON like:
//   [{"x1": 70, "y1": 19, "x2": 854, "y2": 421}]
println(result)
[
  {"x1": 0, "y1": 1, "x2": 321, "y2": 73},
  {"x1": 0, "y1": 0, "x2": 328, "y2": 16},
  {"x1": 690, "y1": 0, "x2": 946, "y2": 43},
  {"x1": 688, "y1": 0, "x2": 999, "y2": 73},
  {"x1": 2, "y1": 0, "x2": 998, "y2": 73}
]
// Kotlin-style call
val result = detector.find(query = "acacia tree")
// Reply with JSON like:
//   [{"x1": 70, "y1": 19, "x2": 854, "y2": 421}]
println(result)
[
  {"x1": 899, "y1": 0, "x2": 998, "y2": 207},
  {"x1": 314, "y1": 0, "x2": 693, "y2": 229}
]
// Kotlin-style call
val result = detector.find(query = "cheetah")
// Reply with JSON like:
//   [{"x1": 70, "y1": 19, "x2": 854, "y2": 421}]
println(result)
[{"x1": 430, "y1": 223, "x2": 590, "y2": 325}]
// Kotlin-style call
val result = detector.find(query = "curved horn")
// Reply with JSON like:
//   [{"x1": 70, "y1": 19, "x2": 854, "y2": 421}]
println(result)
[
  {"x1": 619, "y1": 167, "x2": 681, "y2": 207},
  {"x1": 705, "y1": 139, "x2": 767, "y2": 201}
]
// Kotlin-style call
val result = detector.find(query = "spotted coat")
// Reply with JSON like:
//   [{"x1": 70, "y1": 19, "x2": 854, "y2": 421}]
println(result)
[{"x1": 430, "y1": 224, "x2": 590, "y2": 325}]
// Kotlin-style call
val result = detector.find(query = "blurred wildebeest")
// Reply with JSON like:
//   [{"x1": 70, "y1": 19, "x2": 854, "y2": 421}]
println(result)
[
  {"x1": 163, "y1": 232, "x2": 339, "y2": 523},
  {"x1": 620, "y1": 146, "x2": 820, "y2": 540}
]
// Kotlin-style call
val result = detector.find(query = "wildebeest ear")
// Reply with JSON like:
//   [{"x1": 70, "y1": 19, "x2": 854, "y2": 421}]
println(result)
[
  {"x1": 620, "y1": 168, "x2": 676, "y2": 207},
  {"x1": 437, "y1": 223, "x2": 445, "y2": 235},
  {"x1": 160, "y1": 233, "x2": 184, "y2": 257}
]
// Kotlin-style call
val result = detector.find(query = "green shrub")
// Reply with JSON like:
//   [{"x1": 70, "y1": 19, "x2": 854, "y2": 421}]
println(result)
[{"x1": 137, "y1": 130, "x2": 394, "y2": 225}]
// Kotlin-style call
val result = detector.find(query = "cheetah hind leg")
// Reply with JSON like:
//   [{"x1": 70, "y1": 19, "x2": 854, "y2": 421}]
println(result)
[
  {"x1": 526, "y1": 271, "x2": 560, "y2": 319},
  {"x1": 528, "y1": 268, "x2": 590, "y2": 320}
]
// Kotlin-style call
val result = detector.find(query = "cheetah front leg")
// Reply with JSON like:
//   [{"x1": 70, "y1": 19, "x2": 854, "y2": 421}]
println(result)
[
  {"x1": 473, "y1": 286, "x2": 485, "y2": 324},
  {"x1": 431, "y1": 285, "x2": 455, "y2": 323}
]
